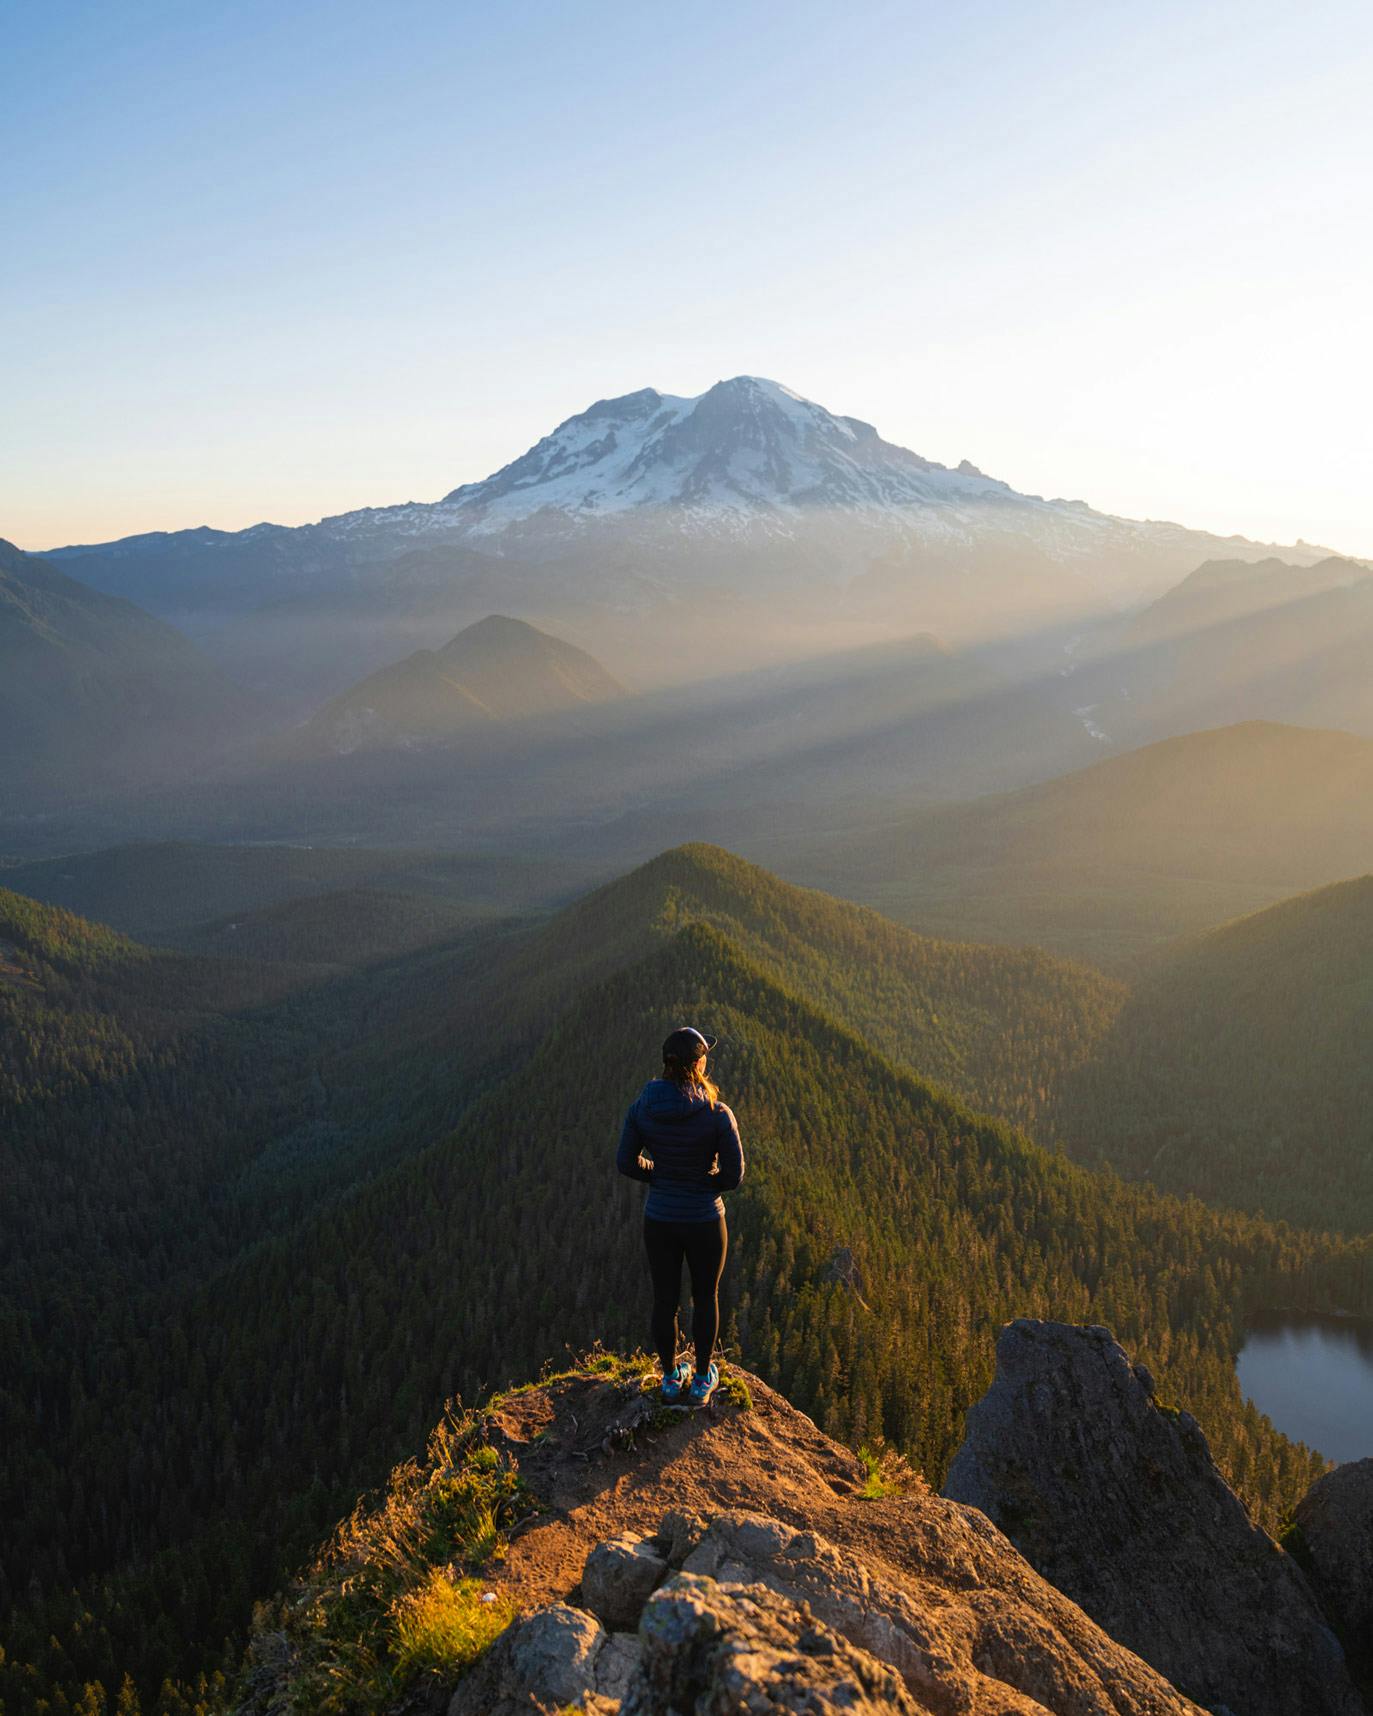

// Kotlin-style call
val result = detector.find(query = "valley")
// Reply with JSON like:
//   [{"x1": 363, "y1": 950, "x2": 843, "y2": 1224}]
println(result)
[
  {"x1": 3, "y1": 841, "x2": 1373, "y2": 1714},
  {"x1": 4, "y1": 377, "x2": 1373, "y2": 1716}
]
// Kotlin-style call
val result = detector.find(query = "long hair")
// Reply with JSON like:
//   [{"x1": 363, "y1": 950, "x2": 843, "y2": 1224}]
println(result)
[{"x1": 663, "y1": 1052, "x2": 719, "y2": 1108}]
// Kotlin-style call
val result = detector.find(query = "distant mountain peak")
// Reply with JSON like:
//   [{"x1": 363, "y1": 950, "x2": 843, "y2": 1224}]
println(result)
[
  {"x1": 303, "y1": 611, "x2": 624, "y2": 754},
  {"x1": 444, "y1": 612, "x2": 546, "y2": 643}
]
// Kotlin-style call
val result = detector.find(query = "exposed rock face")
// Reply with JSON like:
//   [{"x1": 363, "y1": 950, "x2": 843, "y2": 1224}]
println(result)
[
  {"x1": 454, "y1": 1504, "x2": 1206, "y2": 1715},
  {"x1": 1296, "y1": 1457, "x2": 1373, "y2": 1685},
  {"x1": 506, "y1": 1602, "x2": 607, "y2": 1705},
  {"x1": 624, "y1": 1570, "x2": 925, "y2": 1715},
  {"x1": 943, "y1": 1319, "x2": 1362, "y2": 1716},
  {"x1": 456, "y1": 1598, "x2": 638, "y2": 1715},
  {"x1": 447, "y1": 1359, "x2": 1210, "y2": 1716}
]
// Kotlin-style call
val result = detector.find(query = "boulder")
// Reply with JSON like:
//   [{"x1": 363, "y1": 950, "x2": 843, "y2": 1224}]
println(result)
[
  {"x1": 1295, "y1": 1456, "x2": 1373, "y2": 1684},
  {"x1": 594, "y1": 1631, "x2": 643, "y2": 1703},
  {"x1": 656, "y1": 1506, "x2": 710, "y2": 1567},
  {"x1": 505, "y1": 1602, "x2": 605, "y2": 1705},
  {"x1": 581, "y1": 1533, "x2": 669, "y2": 1628},
  {"x1": 450, "y1": 1598, "x2": 637, "y2": 1715},
  {"x1": 943, "y1": 1318, "x2": 1361, "y2": 1716},
  {"x1": 621, "y1": 1570, "x2": 925, "y2": 1716}
]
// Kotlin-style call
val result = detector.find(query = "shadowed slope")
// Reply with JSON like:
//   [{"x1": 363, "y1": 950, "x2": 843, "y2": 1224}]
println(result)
[
  {"x1": 1056, "y1": 874, "x2": 1373, "y2": 1232},
  {"x1": 0, "y1": 536, "x2": 250, "y2": 800}
]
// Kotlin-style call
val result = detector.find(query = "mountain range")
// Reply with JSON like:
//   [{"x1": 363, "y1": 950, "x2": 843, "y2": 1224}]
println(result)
[
  {"x1": 10, "y1": 371, "x2": 1373, "y2": 1716},
  {"x1": 43, "y1": 377, "x2": 1338, "y2": 704},
  {"x1": 1064, "y1": 553, "x2": 1373, "y2": 746}
]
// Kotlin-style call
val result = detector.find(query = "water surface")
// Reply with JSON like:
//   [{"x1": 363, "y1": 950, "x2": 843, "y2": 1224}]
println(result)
[{"x1": 1236, "y1": 1311, "x2": 1373, "y2": 1464}]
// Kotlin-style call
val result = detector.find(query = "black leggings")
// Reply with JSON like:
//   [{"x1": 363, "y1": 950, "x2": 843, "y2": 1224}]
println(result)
[{"x1": 643, "y1": 1213, "x2": 727, "y2": 1375}]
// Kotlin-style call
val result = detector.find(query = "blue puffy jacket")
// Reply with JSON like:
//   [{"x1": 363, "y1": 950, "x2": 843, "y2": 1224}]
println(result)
[{"x1": 616, "y1": 1078, "x2": 745, "y2": 1221}]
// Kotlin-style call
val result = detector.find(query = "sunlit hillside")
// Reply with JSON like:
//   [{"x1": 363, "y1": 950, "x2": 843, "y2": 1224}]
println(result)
[{"x1": 773, "y1": 721, "x2": 1373, "y2": 970}]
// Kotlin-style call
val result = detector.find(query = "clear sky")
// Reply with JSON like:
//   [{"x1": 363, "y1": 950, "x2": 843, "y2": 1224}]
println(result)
[{"x1": 4, "y1": 0, "x2": 1371, "y2": 554}]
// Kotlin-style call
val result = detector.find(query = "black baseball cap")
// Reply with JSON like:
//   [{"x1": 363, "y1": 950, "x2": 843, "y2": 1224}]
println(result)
[{"x1": 662, "y1": 1025, "x2": 717, "y2": 1061}]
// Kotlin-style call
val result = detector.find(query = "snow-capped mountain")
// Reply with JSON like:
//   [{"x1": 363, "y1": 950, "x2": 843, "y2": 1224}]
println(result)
[
  {"x1": 408, "y1": 375, "x2": 1322, "y2": 585},
  {"x1": 48, "y1": 376, "x2": 1337, "y2": 699},
  {"x1": 438, "y1": 377, "x2": 1013, "y2": 525}
]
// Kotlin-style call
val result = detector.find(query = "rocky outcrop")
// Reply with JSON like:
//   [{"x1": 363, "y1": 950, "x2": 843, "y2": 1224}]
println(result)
[
  {"x1": 943, "y1": 1319, "x2": 1362, "y2": 1716},
  {"x1": 455, "y1": 1505, "x2": 1206, "y2": 1715},
  {"x1": 447, "y1": 1359, "x2": 1209, "y2": 1715},
  {"x1": 822, "y1": 1245, "x2": 868, "y2": 1307},
  {"x1": 1296, "y1": 1457, "x2": 1373, "y2": 1686},
  {"x1": 581, "y1": 1533, "x2": 671, "y2": 1629},
  {"x1": 625, "y1": 1571, "x2": 924, "y2": 1715}
]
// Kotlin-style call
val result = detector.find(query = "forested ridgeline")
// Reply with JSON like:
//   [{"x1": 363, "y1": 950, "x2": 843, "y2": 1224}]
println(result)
[
  {"x1": 3, "y1": 841, "x2": 596, "y2": 951},
  {"x1": 493, "y1": 841, "x2": 1127, "y2": 1135},
  {"x1": 4, "y1": 858, "x2": 1372, "y2": 1716},
  {"x1": 1053, "y1": 873, "x2": 1373, "y2": 1234}
]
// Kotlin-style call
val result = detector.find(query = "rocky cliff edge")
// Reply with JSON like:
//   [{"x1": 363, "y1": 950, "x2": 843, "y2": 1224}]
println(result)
[
  {"x1": 943, "y1": 1319, "x2": 1363, "y2": 1716},
  {"x1": 236, "y1": 1351, "x2": 1209, "y2": 1715}
]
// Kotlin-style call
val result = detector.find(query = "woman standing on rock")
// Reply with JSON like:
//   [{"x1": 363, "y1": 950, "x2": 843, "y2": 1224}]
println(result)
[{"x1": 616, "y1": 1026, "x2": 745, "y2": 1407}]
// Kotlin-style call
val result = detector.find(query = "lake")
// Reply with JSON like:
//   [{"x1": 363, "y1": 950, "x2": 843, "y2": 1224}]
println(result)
[{"x1": 1236, "y1": 1312, "x2": 1373, "y2": 1464}]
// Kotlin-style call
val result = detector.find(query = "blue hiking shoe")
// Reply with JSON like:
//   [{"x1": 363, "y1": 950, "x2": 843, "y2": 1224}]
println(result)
[
  {"x1": 687, "y1": 1362, "x2": 720, "y2": 1408},
  {"x1": 660, "y1": 1359, "x2": 692, "y2": 1402}
]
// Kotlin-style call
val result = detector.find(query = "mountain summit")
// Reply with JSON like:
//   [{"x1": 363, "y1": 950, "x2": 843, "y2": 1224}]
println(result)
[
  {"x1": 302, "y1": 613, "x2": 625, "y2": 753},
  {"x1": 439, "y1": 375, "x2": 1016, "y2": 522}
]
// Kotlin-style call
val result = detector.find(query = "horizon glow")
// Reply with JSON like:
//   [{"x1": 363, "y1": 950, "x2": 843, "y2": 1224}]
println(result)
[{"x1": 4, "y1": 0, "x2": 1372, "y2": 556}]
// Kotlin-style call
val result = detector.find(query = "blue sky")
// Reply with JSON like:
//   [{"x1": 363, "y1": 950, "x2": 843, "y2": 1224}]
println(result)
[{"x1": 4, "y1": 0, "x2": 1371, "y2": 552}]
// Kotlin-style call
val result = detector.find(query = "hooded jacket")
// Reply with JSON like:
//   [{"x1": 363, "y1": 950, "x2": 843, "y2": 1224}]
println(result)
[{"x1": 616, "y1": 1077, "x2": 745, "y2": 1222}]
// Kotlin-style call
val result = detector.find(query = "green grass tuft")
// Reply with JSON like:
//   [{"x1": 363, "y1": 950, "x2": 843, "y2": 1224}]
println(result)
[
  {"x1": 856, "y1": 1436, "x2": 926, "y2": 1500},
  {"x1": 240, "y1": 1403, "x2": 529, "y2": 1715},
  {"x1": 389, "y1": 1568, "x2": 513, "y2": 1680},
  {"x1": 718, "y1": 1370, "x2": 752, "y2": 1410}
]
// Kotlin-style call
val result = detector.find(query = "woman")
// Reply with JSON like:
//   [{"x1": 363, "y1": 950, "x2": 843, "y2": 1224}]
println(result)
[{"x1": 616, "y1": 1025, "x2": 745, "y2": 1405}]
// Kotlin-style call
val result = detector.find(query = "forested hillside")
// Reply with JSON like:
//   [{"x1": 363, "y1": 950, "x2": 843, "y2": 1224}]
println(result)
[
  {"x1": 510, "y1": 843, "x2": 1126, "y2": 1134},
  {"x1": 0, "y1": 886, "x2": 552, "y2": 1716},
  {"x1": 3, "y1": 841, "x2": 594, "y2": 948},
  {"x1": 0, "y1": 537, "x2": 250, "y2": 804},
  {"x1": 3, "y1": 849, "x2": 1370, "y2": 1716},
  {"x1": 1056, "y1": 875, "x2": 1373, "y2": 1233}
]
